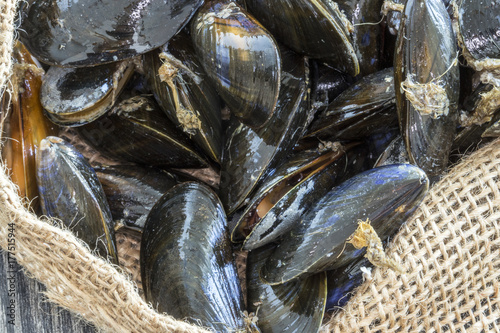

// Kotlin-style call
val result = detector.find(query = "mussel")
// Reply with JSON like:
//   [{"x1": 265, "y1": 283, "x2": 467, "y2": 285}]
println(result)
[
  {"x1": 191, "y1": 0, "x2": 281, "y2": 128},
  {"x1": 246, "y1": 244, "x2": 326, "y2": 333},
  {"x1": 395, "y1": 0, "x2": 459, "y2": 180},
  {"x1": 306, "y1": 67, "x2": 397, "y2": 140},
  {"x1": 41, "y1": 61, "x2": 134, "y2": 126},
  {"x1": 232, "y1": 143, "x2": 367, "y2": 251},
  {"x1": 219, "y1": 49, "x2": 310, "y2": 214},
  {"x1": 94, "y1": 164, "x2": 186, "y2": 231},
  {"x1": 141, "y1": 182, "x2": 246, "y2": 332},
  {"x1": 144, "y1": 31, "x2": 222, "y2": 163},
  {"x1": 1, "y1": 42, "x2": 57, "y2": 206},
  {"x1": 243, "y1": 0, "x2": 360, "y2": 76},
  {"x1": 20, "y1": 0, "x2": 204, "y2": 66},
  {"x1": 36, "y1": 137, "x2": 118, "y2": 264},
  {"x1": 260, "y1": 164, "x2": 429, "y2": 284},
  {"x1": 76, "y1": 96, "x2": 209, "y2": 168}
]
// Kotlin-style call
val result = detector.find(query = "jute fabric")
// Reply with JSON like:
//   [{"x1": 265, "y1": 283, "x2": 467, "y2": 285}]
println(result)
[
  {"x1": 1, "y1": 0, "x2": 500, "y2": 332},
  {"x1": 325, "y1": 139, "x2": 500, "y2": 332}
]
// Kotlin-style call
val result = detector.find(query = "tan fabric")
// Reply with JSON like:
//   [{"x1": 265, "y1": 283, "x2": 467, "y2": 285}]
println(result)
[
  {"x1": 0, "y1": 0, "x2": 16, "y2": 96},
  {"x1": 326, "y1": 138, "x2": 500, "y2": 332}
]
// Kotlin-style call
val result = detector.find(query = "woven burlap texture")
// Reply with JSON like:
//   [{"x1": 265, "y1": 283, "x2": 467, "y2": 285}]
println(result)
[
  {"x1": 326, "y1": 139, "x2": 500, "y2": 332},
  {"x1": 0, "y1": 0, "x2": 15, "y2": 97}
]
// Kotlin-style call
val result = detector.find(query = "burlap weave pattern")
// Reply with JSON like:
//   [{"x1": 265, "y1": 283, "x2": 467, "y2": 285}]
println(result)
[
  {"x1": 0, "y1": 0, "x2": 15, "y2": 96},
  {"x1": 326, "y1": 140, "x2": 500, "y2": 332}
]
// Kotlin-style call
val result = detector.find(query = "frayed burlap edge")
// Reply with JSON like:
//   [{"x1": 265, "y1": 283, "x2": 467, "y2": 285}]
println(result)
[
  {"x1": 325, "y1": 138, "x2": 500, "y2": 332},
  {"x1": 0, "y1": 164, "x2": 210, "y2": 333},
  {"x1": 0, "y1": 0, "x2": 16, "y2": 97}
]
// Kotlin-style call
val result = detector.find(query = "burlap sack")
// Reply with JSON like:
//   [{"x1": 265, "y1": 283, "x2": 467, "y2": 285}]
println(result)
[{"x1": 1, "y1": 0, "x2": 500, "y2": 332}]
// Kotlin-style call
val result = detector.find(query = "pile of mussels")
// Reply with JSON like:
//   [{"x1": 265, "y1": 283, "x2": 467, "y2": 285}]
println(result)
[{"x1": 2, "y1": 0, "x2": 500, "y2": 331}]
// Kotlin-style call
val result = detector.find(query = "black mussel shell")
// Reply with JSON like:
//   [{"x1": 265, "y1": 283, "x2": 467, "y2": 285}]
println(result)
[
  {"x1": 76, "y1": 96, "x2": 209, "y2": 168},
  {"x1": 41, "y1": 61, "x2": 134, "y2": 126},
  {"x1": 235, "y1": 144, "x2": 368, "y2": 251},
  {"x1": 336, "y1": 0, "x2": 384, "y2": 75},
  {"x1": 373, "y1": 134, "x2": 409, "y2": 167},
  {"x1": 232, "y1": 148, "x2": 346, "y2": 245},
  {"x1": 247, "y1": 244, "x2": 326, "y2": 333},
  {"x1": 219, "y1": 49, "x2": 310, "y2": 214},
  {"x1": 191, "y1": 0, "x2": 280, "y2": 129},
  {"x1": 310, "y1": 62, "x2": 353, "y2": 110},
  {"x1": 20, "y1": 0, "x2": 204, "y2": 66},
  {"x1": 325, "y1": 256, "x2": 371, "y2": 311},
  {"x1": 144, "y1": 31, "x2": 222, "y2": 163},
  {"x1": 94, "y1": 165, "x2": 186, "y2": 231},
  {"x1": 243, "y1": 0, "x2": 359, "y2": 76},
  {"x1": 36, "y1": 137, "x2": 118, "y2": 264},
  {"x1": 306, "y1": 67, "x2": 397, "y2": 140},
  {"x1": 141, "y1": 182, "x2": 245, "y2": 332},
  {"x1": 458, "y1": 0, "x2": 500, "y2": 61},
  {"x1": 261, "y1": 164, "x2": 429, "y2": 284},
  {"x1": 395, "y1": 0, "x2": 459, "y2": 180}
]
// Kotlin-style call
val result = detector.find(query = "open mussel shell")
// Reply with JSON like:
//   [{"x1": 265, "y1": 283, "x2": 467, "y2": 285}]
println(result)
[
  {"x1": 76, "y1": 96, "x2": 209, "y2": 168},
  {"x1": 141, "y1": 182, "x2": 245, "y2": 332},
  {"x1": 41, "y1": 61, "x2": 134, "y2": 126},
  {"x1": 306, "y1": 68, "x2": 397, "y2": 140},
  {"x1": 19, "y1": 0, "x2": 203, "y2": 67},
  {"x1": 458, "y1": 0, "x2": 500, "y2": 62},
  {"x1": 247, "y1": 244, "x2": 326, "y2": 333},
  {"x1": 36, "y1": 137, "x2": 118, "y2": 264},
  {"x1": 144, "y1": 31, "x2": 222, "y2": 163},
  {"x1": 191, "y1": 0, "x2": 280, "y2": 129},
  {"x1": 219, "y1": 49, "x2": 310, "y2": 214},
  {"x1": 243, "y1": 0, "x2": 359, "y2": 76},
  {"x1": 260, "y1": 164, "x2": 429, "y2": 285},
  {"x1": 231, "y1": 148, "x2": 345, "y2": 244},
  {"x1": 394, "y1": 0, "x2": 459, "y2": 180},
  {"x1": 94, "y1": 165, "x2": 187, "y2": 231},
  {"x1": 234, "y1": 144, "x2": 365, "y2": 251},
  {"x1": 1, "y1": 42, "x2": 57, "y2": 206}
]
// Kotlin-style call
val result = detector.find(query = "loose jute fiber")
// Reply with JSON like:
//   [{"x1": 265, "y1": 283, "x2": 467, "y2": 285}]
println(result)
[{"x1": 2, "y1": 0, "x2": 500, "y2": 332}]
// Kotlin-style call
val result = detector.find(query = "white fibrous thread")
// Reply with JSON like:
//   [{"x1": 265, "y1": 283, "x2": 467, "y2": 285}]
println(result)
[{"x1": 401, "y1": 75, "x2": 449, "y2": 119}]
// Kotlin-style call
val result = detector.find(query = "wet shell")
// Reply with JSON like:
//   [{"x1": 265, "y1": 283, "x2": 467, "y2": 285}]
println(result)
[
  {"x1": 243, "y1": 0, "x2": 359, "y2": 76},
  {"x1": 306, "y1": 68, "x2": 396, "y2": 140},
  {"x1": 394, "y1": 0, "x2": 459, "y2": 180},
  {"x1": 20, "y1": 0, "x2": 204, "y2": 66},
  {"x1": 233, "y1": 144, "x2": 368, "y2": 251},
  {"x1": 191, "y1": 0, "x2": 280, "y2": 128},
  {"x1": 141, "y1": 182, "x2": 245, "y2": 332},
  {"x1": 260, "y1": 164, "x2": 428, "y2": 284},
  {"x1": 41, "y1": 61, "x2": 134, "y2": 126},
  {"x1": 144, "y1": 31, "x2": 222, "y2": 163},
  {"x1": 219, "y1": 49, "x2": 310, "y2": 214},
  {"x1": 94, "y1": 165, "x2": 185, "y2": 231},
  {"x1": 1, "y1": 42, "x2": 57, "y2": 206},
  {"x1": 36, "y1": 137, "x2": 118, "y2": 264},
  {"x1": 247, "y1": 244, "x2": 326, "y2": 333},
  {"x1": 76, "y1": 96, "x2": 209, "y2": 168},
  {"x1": 458, "y1": 0, "x2": 500, "y2": 62}
]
